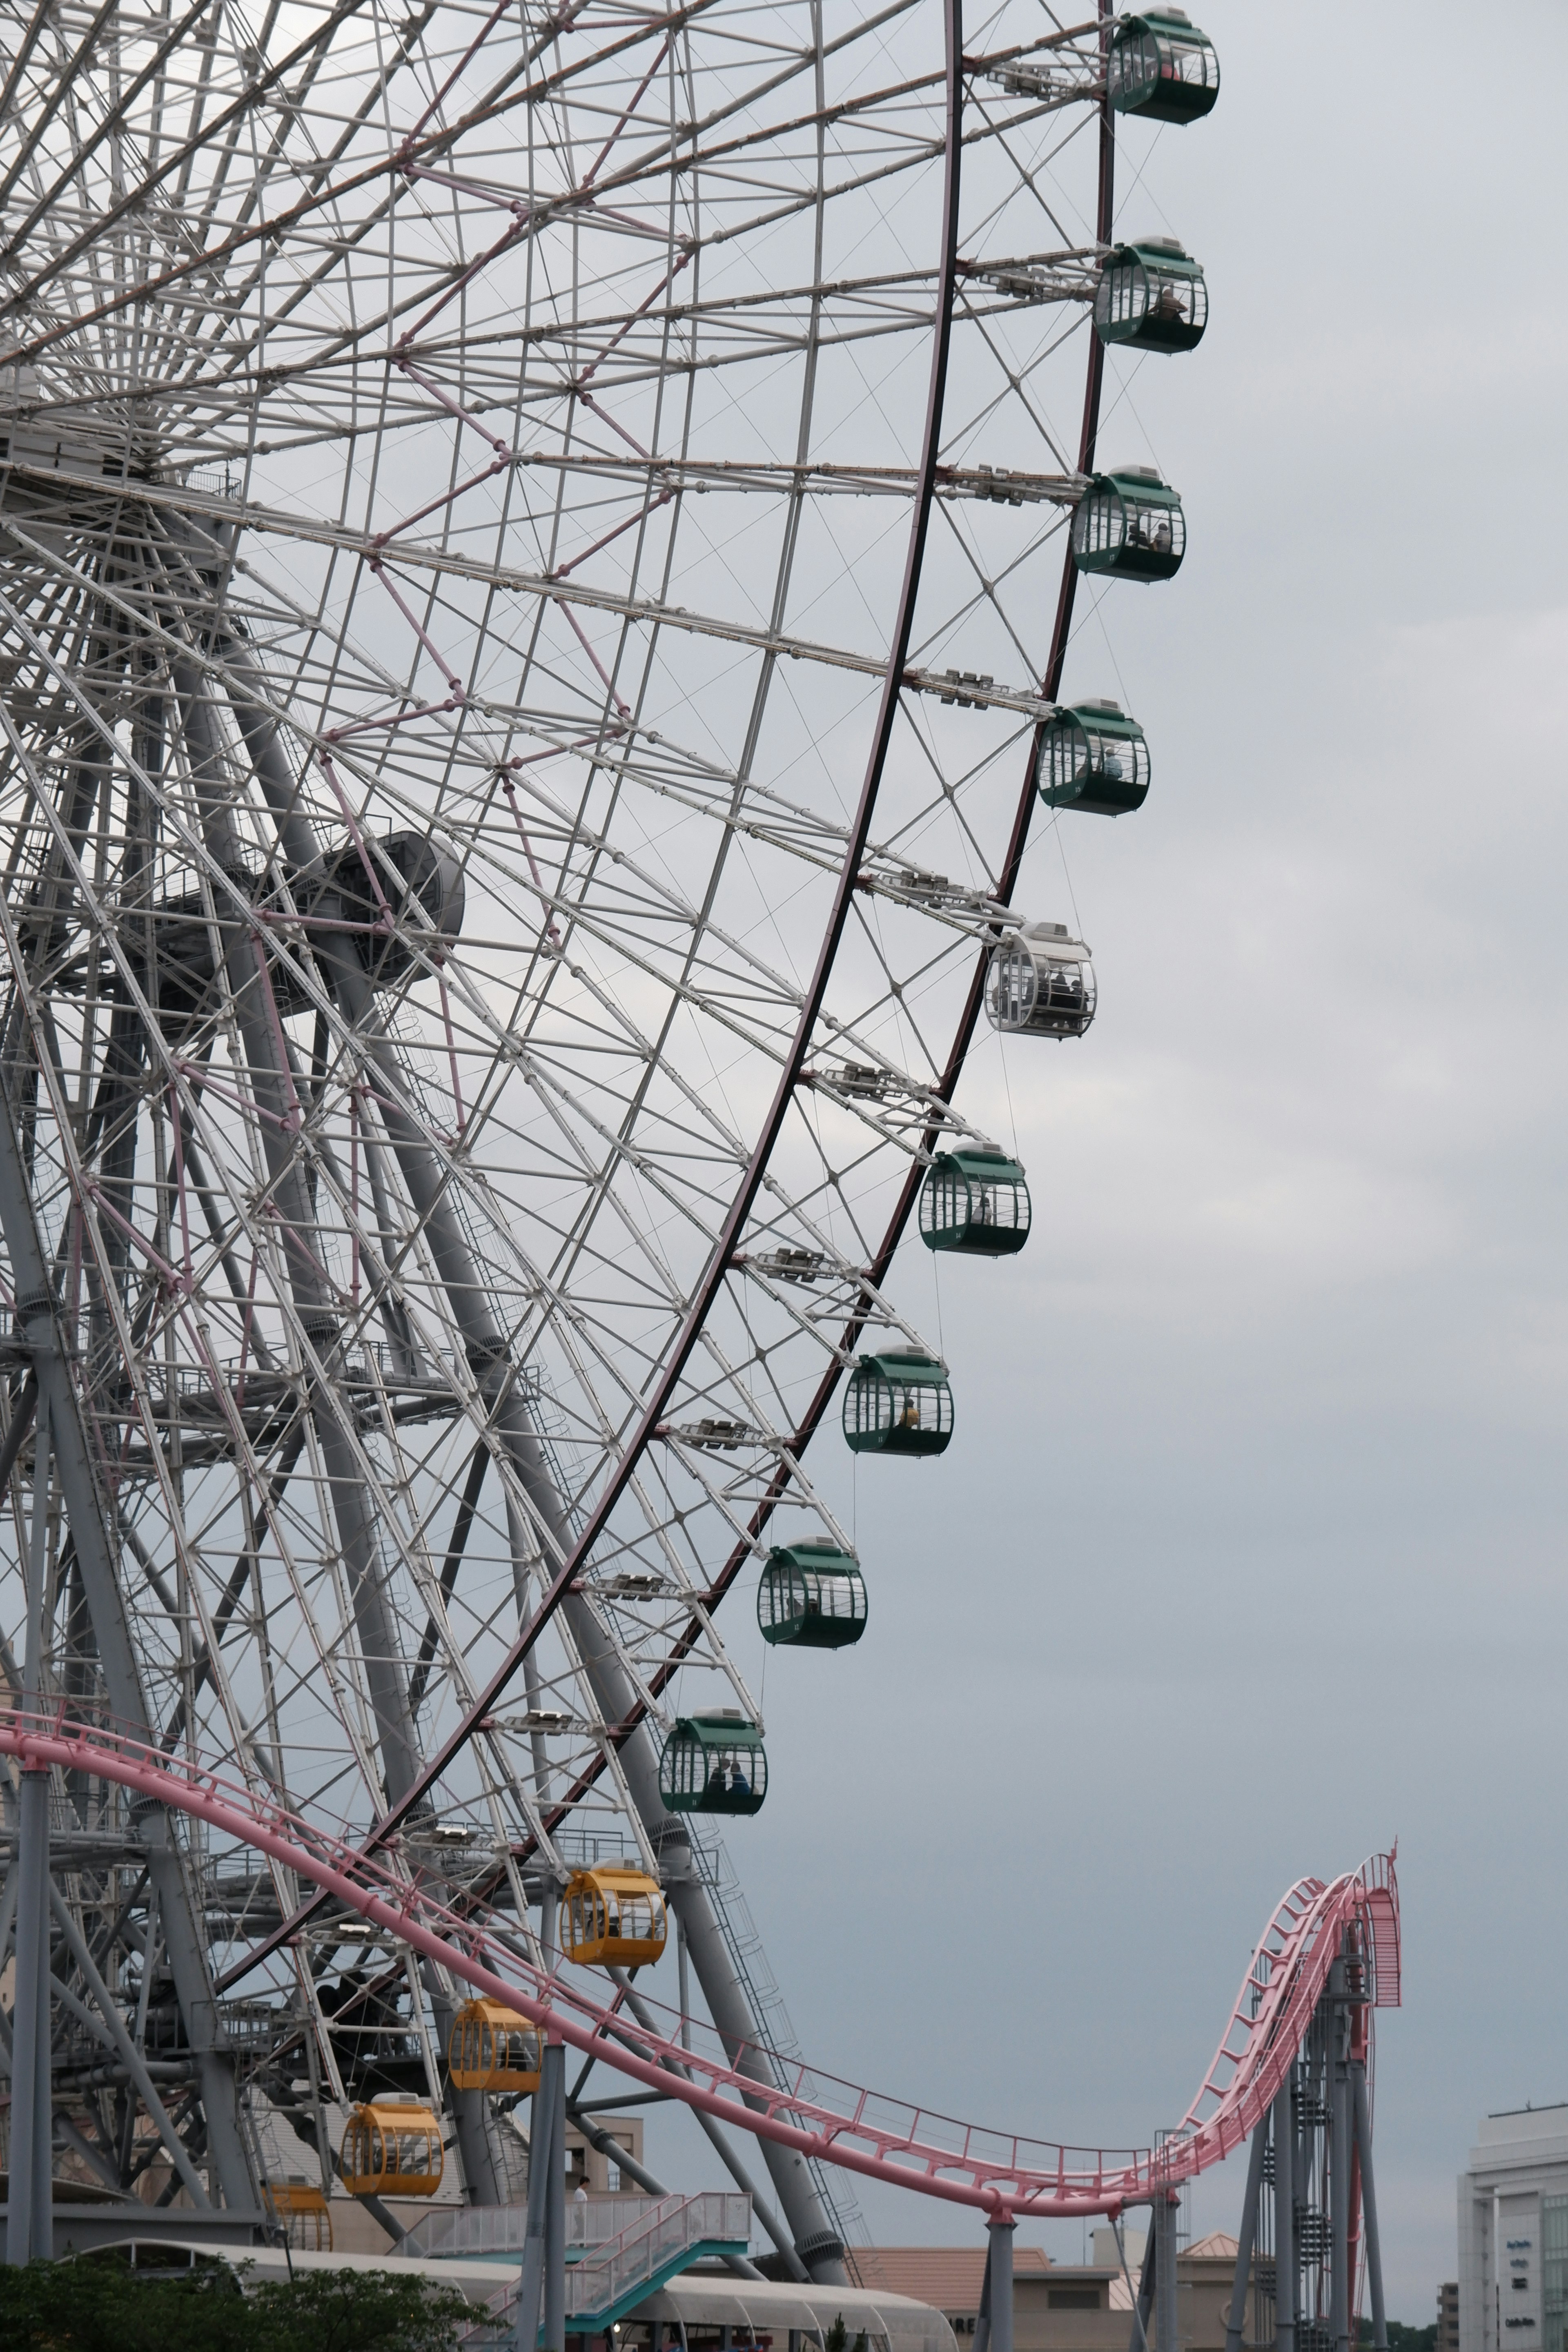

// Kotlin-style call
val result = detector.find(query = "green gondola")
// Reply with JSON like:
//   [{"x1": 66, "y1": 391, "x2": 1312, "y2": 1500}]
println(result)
[
  {"x1": 658, "y1": 1713, "x2": 768, "y2": 1815},
  {"x1": 758, "y1": 1541, "x2": 867, "y2": 1649},
  {"x1": 842, "y1": 1351, "x2": 953, "y2": 1457},
  {"x1": 1071, "y1": 468, "x2": 1185, "y2": 583},
  {"x1": 1095, "y1": 238, "x2": 1207, "y2": 355},
  {"x1": 919, "y1": 1149, "x2": 1031, "y2": 1257},
  {"x1": 1037, "y1": 702, "x2": 1149, "y2": 817},
  {"x1": 1109, "y1": 11, "x2": 1220, "y2": 125}
]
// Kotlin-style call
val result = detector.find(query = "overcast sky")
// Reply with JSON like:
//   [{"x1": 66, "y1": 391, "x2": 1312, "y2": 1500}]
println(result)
[{"x1": 630, "y1": 1, "x2": 1568, "y2": 2317}]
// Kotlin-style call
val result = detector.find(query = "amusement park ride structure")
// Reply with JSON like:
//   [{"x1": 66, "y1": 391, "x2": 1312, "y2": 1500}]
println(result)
[{"x1": 0, "y1": 0, "x2": 1398, "y2": 2345}]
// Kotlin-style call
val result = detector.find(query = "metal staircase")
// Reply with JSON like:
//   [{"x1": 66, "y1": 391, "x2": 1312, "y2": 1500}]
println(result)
[{"x1": 425, "y1": 2194, "x2": 753, "y2": 2342}]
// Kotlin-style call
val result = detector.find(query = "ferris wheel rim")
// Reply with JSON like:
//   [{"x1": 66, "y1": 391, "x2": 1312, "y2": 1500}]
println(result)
[{"x1": 510, "y1": 42, "x2": 1121, "y2": 1865}]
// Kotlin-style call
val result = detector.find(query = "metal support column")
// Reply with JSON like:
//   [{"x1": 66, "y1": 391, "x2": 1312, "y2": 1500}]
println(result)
[
  {"x1": 7, "y1": 1390, "x2": 52, "y2": 2264},
  {"x1": 1225, "y1": 2125, "x2": 1271, "y2": 2352},
  {"x1": 513, "y1": 2043, "x2": 559, "y2": 2352},
  {"x1": 1154, "y1": 2185, "x2": 1179, "y2": 2352},
  {"x1": 1330, "y1": 2009, "x2": 1351, "y2": 2352},
  {"x1": 8, "y1": 1768, "x2": 51, "y2": 2261},
  {"x1": 544, "y1": 2041, "x2": 566, "y2": 2352},
  {"x1": 0, "y1": 1084, "x2": 254, "y2": 2208},
  {"x1": 972, "y1": 2234, "x2": 994, "y2": 2352},
  {"x1": 1126, "y1": 2222, "x2": 1156, "y2": 2352},
  {"x1": 1273, "y1": 2080, "x2": 1296, "y2": 2352},
  {"x1": 1352, "y1": 2067, "x2": 1388, "y2": 2352},
  {"x1": 988, "y1": 2216, "x2": 1016, "y2": 2352}
]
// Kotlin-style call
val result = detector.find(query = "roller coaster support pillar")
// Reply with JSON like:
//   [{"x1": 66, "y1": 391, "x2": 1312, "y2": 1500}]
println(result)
[
  {"x1": 988, "y1": 2218, "x2": 1016, "y2": 2352},
  {"x1": 1154, "y1": 2186, "x2": 1178, "y2": 2352},
  {"x1": 1331, "y1": 2007, "x2": 1352, "y2": 2352},
  {"x1": 1224, "y1": 2123, "x2": 1271, "y2": 2352},
  {"x1": 545, "y1": 2040, "x2": 567, "y2": 2352},
  {"x1": 1352, "y1": 2065, "x2": 1388, "y2": 2352},
  {"x1": 1273, "y1": 2080, "x2": 1296, "y2": 2352},
  {"x1": 972, "y1": 2230, "x2": 993, "y2": 2352},
  {"x1": 514, "y1": 2040, "x2": 559, "y2": 2352},
  {"x1": 1127, "y1": 2223, "x2": 1155, "y2": 2352}
]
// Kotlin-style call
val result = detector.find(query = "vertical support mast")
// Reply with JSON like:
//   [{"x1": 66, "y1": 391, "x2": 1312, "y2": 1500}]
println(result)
[
  {"x1": 1226, "y1": 2123, "x2": 1270, "y2": 2352},
  {"x1": 8, "y1": 1390, "x2": 53, "y2": 2264},
  {"x1": 1274, "y1": 2076, "x2": 1297, "y2": 2352},
  {"x1": 0, "y1": 1074, "x2": 254, "y2": 2208},
  {"x1": 988, "y1": 2215, "x2": 1016, "y2": 2352},
  {"x1": 1154, "y1": 2171, "x2": 1180, "y2": 2352},
  {"x1": 1352, "y1": 2065, "x2": 1388, "y2": 2352},
  {"x1": 1330, "y1": 1960, "x2": 1353, "y2": 2352}
]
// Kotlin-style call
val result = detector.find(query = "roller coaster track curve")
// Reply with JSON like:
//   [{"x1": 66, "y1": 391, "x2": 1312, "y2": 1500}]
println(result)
[{"x1": 0, "y1": 1704, "x2": 1397, "y2": 2221}]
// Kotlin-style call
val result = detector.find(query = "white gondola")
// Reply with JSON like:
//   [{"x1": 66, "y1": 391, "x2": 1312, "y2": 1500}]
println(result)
[{"x1": 985, "y1": 922, "x2": 1096, "y2": 1039}]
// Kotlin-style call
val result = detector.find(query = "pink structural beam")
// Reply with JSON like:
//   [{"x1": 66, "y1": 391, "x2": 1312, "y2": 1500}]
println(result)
[{"x1": 0, "y1": 1706, "x2": 1399, "y2": 2220}]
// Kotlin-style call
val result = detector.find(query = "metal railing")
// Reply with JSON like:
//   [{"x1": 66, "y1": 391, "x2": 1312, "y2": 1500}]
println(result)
[
  {"x1": 408, "y1": 2193, "x2": 686, "y2": 2258},
  {"x1": 453, "y1": 2192, "x2": 753, "y2": 2343}
]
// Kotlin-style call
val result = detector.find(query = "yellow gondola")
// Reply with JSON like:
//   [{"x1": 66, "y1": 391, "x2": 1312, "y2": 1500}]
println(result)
[
  {"x1": 564, "y1": 1865, "x2": 668, "y2": 1967},
  {"x1": 341, "y1": 2100, "x2": 444, "y2": 2197},
  {"x1": 448, "y1": 1998, "x2": 544, "y2": 2093},
  {"x1": 262, "y1": 2180, "x2": 333, "y2": 2251}
]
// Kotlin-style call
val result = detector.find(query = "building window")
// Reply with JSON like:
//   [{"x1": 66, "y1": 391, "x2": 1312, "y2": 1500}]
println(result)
[
  {"x1": 1049, "y1": 2291, "x2": 1102, "y2": 2310},
  {"x1": 1543, "y1": 2200, "x2": 1568, "y2": 2352}
]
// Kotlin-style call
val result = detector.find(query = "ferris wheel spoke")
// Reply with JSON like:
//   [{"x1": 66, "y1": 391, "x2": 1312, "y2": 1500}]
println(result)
[{"x1": 0, "y1": 0, "x2": 376, "y2": 316}]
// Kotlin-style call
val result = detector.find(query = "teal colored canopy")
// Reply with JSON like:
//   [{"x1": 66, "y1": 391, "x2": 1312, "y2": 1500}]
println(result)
[
  {"x1": 1037, "y1": 702, "x2": 1150, "y2": 817},
  {"x1": 1071, "y1": 471, "x2": 1185, "y2": 583},
  {"x1": 1095, "y1": 239, "x2": 1207, "y2": 355},
  {"x1": 1109, "y1": 13, "x2": 1220, "y2": 125},
  {"x1": 919, "y1": 1149, "x2": 1031, "y2": 1256},
  {"x1": 842, "y1": 1352, "x2": 954, "y2": 1456},
  {"x1": 759, "y1": 1544, "x2": 867, "y2": 1649}
]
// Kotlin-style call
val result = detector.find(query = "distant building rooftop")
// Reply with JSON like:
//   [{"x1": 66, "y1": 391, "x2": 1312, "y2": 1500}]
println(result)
[{"x1": 847, "y1": 2249, "x2": 1054, "y2": 2307}]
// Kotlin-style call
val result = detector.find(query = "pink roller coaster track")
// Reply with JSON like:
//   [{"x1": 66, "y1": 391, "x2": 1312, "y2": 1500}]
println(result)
[{"x1": 0, "y1": 1705, "x2": 1398, "y2": 2221}]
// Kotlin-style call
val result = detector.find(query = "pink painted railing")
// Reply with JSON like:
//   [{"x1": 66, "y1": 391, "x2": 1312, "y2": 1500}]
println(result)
[{"x1": 0, "y1": 1704, "x2": 1398, "y2": 2218}]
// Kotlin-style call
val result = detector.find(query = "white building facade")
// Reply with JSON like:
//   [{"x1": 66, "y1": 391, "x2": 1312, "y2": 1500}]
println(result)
[{"x1": 1459, "y1": 2108, "x2": 1568, "y2": 2352}]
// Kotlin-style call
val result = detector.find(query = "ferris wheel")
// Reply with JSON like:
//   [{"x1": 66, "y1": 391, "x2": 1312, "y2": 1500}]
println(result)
[{"x1": 0, "y1": 0, "x2": 1219, "y2": 2265}]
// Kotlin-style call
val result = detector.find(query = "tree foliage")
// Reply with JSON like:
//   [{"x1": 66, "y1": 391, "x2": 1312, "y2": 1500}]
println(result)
[{"x1": 0, "y1": 2257, "x2": 473, "y2": 2352}]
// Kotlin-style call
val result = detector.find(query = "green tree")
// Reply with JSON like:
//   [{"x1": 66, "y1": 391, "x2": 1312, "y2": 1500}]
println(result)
[
  {"x1": 1358, "y1": 2324, "x2": 1437, "y2": 2352},
  {"x1": 0, "y1": 2257, "x2": 473, "y2": 2352},
  {"x1": 248, "y1": 2267, "x2": 473, "y2": 2352}
]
